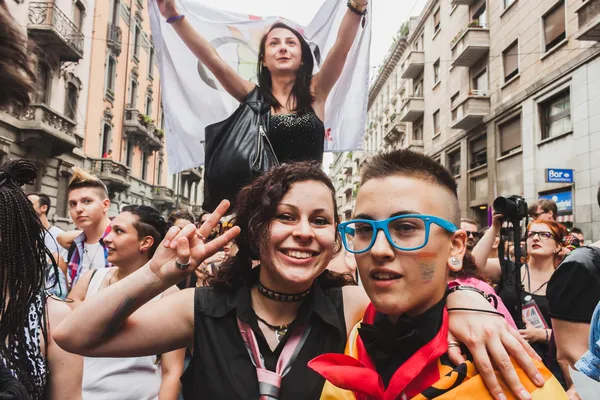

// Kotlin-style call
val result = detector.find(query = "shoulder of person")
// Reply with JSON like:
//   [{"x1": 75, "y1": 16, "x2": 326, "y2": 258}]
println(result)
[
  {"x1": 557, "y1": 246, "x2": 600, "y2": 271},
  {"x1": 196, "y1": 286, "x2": 238, "y2": 317}
]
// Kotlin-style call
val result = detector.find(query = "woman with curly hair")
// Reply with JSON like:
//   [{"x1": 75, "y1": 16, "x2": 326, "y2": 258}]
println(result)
[{"x1": 56, "y1": 161, "x2": 543, "y2": 400}]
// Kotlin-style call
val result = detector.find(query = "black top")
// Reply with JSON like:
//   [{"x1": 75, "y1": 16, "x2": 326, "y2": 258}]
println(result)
[
  {"x1": 548, "y1": 246, "x2": 600, "y2": 323},
  {"x1": 358, "y1": 299, "x2": 444, "y2": 387},
  {"x1": 269, "y1": 112, "x2": 325, "y2": 164},
  {"x1": 181, "y1": 272, "x2": 347, "y2": 400}
]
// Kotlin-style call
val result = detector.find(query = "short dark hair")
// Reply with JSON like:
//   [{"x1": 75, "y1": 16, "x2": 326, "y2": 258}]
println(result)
[
  {"x1": 68, "y1": 167, "x2": 108, "y2": 199},
  {"x1": 570, "y1": 227, "x2": 583, "y2": 235},
  {"x1": 28, "y1": 192, "x2": 51, "y2": 215},
  {"x1": 528, "y1": 199, "x2": 558, "y2": 218},
  {"x1": 122, "y1": 205, "x2": 171, "y2": 257},
  {"x1": 360, "y1": 149, "x2": 460, "y2": 224},
  {"x1": 168, "y1": 209, "x2": 195, "y2": 225},
  {"x1": 597, "y1": 186, "x2": 600, "y2": 209},
  {"x1": 461, "y1": 218, "x2": 478, "y2": 229}
]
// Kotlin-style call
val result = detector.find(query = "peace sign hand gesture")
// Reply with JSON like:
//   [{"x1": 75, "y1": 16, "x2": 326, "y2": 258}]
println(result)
[{"x1": 149, "y1": 200, "x2": 241, "y2": 283}]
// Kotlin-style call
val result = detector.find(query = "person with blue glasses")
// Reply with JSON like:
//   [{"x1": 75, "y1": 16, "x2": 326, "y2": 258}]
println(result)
[{"x1": 309, "y1": 149, "x2": 566, "y2": 400}]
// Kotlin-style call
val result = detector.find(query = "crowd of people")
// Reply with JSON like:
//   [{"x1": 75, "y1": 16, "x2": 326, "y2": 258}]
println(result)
[{"x1": 1, "y1": 0, "x2": 600, "y2": 399}]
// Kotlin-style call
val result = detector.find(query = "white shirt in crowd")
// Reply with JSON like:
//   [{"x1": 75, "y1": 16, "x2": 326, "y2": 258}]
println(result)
[
  {"x1": 44, "y1": 225, "x2": 68, "y2": 262},
  {"x1": 80, "y1": 242, "x2": 106, "y2": 276}
]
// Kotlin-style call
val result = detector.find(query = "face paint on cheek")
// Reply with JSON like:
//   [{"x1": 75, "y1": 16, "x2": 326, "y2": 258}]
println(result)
[{"x1": 420, "y1": 262, "x2": 436, "y2": 283}]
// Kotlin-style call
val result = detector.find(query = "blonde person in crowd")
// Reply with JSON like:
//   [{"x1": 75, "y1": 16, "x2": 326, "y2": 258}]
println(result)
[
  {"x1": 64, "y1": 169, "x2": 113, "y2": 286},
  {"x1": 68, "y1": 205, "x2": 184, "y2": 399},
  {"x1": 56, "y1": 161, "x2": 547, "y2": 400}
]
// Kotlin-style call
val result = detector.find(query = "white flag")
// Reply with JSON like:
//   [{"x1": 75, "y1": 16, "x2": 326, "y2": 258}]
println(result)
[{"x1": 149, "y1": 0, "x2": 371, "y2": 173}]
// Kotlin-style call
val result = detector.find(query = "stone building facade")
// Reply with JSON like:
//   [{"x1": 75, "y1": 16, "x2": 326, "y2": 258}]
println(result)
[
  {"x1": 1, "y1": 0, "x2": 205, "y2": 229},
  {"x1": 329, "y1": 0, "x2": 600, "y2": 241}
]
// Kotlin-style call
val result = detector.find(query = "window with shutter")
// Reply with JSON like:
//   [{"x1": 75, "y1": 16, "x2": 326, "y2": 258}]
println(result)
[
  {"x1": 433, "y1": 8, "x2": 441, "y2": 33},
  {"x1": 502, "y1": 41, "x2": 519, "y2": 82},
  {"x1": 470, "y1": 135, "x2": 487, "y2": 169},
  {"x1": 543, "y1": 2, "x2": 565, "y2": 52},
  {"x1": 540, "y1": 89, "x2": 571, "y2": 140},
  {"x1": 499, "y1": 115, "x2": 521, "y2": 156}
]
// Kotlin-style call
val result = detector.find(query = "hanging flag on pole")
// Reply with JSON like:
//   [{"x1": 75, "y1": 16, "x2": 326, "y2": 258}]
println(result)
[{"x1": 148, "y1": 0, "x2": 371, "y2": 173}]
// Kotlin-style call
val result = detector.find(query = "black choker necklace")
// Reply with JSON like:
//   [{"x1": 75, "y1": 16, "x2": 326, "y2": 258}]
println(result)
[{"x1": 256, "y1": 281, "x2": 311, "y2": 302}]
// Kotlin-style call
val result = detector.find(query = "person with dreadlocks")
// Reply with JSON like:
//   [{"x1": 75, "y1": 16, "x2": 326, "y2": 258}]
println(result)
[
  {"x1": 0, "y1": 1, "x2": 82, "y2": 397},
  {"x1": 68, "y1": 205, "x2": 184, "y2": 399},
  {"x1": 0, "y1": 160, "x2": 83, "y2": 400}
]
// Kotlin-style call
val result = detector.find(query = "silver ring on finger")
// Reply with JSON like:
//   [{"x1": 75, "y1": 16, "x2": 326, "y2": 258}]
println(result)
[{"x1": 175, "y1": 259, "x2": 191, "y2": 270}]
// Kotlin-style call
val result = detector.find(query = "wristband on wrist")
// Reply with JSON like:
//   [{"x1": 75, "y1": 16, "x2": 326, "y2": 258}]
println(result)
[
  {"x1": 446, "y1": 284, "x2": 499, "y2": 309},
  {"x1": 347, "y1": 0, "x2": 368, "y2": 14},
  {"x1": 447, "y1": 307, "x2": 504, "y2": 318},
  {"x1": 166, "y1": 14, "x2": 185, "y2": 24}
]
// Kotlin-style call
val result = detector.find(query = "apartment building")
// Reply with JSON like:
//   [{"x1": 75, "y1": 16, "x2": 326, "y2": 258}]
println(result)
[
  {"x1": 0, "y1": 0, "x2": 205, "y2": 229},
  {"x1": 1, "y1": 0, "x2": 94, "y2": 229},
  {"x1": 330, "y1": 0, "x2": 600, "y2": 241}
]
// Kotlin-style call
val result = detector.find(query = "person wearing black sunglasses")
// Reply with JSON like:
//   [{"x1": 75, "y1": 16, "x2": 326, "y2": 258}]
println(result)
[{"x1": 461, "y1": 218, "x2": 481, "y2": 250}]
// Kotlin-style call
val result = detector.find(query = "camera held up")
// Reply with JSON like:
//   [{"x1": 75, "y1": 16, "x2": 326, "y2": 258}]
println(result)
[{"x1": 493, "y1": 195, "x2": 528, "y2": 221}]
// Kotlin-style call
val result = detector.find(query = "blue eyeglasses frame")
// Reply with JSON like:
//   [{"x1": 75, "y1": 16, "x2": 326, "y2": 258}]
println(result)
[{"x1": 338, "y1": 214, "x2": 459, "y2": 255}]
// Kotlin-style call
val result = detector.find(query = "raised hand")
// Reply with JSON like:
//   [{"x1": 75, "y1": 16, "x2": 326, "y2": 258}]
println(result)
[
  {"x1": 155, "y1": 0, "x2": 179, "y2": 19},
  {"x1": 149, "y1": 200, "x2": 240, "y2": 283}
]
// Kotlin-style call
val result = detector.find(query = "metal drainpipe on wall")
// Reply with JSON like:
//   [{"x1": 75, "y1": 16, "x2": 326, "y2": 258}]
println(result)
[{"x1": 119, "y1": 0, "x2": 135, "y2": 162}]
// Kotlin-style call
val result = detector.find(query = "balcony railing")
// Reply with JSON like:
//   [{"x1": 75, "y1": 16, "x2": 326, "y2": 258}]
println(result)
[
  {"x1": 153, "y1": 186, "x2": 175, "y2": 205},
  {"x1": 28, "y1": 2, "x2": 84, "y2": 62},
  {"x1": 181, "y1": 168, "x2": 203, "y2": 184},
  {"x1": 576, "y1": 0, "x2": 600, "y2": 41},
  {"x1": 452, "y1": 0, "x2": 477, "y2": 5},
  {"x1": 384, "y1": 120, "x2": 405, "y2": 144},
  {"x1": 106, "y1": 23, "x2": 123, "y2": 55},
  {"x1": 90, "y1": 159, "x2": 131, "y2": 193},
  {"x1": 124, "y1": 108, "x2": 162, "y2": 152},
  {"x1": 4, "y1": 104, "x2": 81, "y2": 156},
  {"x1": 450, "y1": 91, "x2": 490, "y2": 131},
  {"x1": 401, "y1": 50, "x2": 425, "y2": 80},
  {"x1": 451, "y1": 25, "x2": 490, "y2": 68},
  {"x1": 399, "y1": 97, "x2": 425, "y2": 122}
]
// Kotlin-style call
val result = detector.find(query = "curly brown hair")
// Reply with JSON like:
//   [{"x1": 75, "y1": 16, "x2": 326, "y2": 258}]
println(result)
[
  {"x1": 0, "y1": 0, "x2": 36, "y2": 109},
  {"x1": 206, "y1": 161, "x2": 356, "y2": 291}
]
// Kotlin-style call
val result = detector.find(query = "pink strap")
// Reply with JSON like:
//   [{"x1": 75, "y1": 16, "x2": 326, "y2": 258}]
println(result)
[{"x1": 237, "y1": 318, "x2": 311, "y2": 399}]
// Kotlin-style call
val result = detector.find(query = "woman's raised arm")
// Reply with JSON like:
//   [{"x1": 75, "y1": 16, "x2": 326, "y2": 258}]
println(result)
[
  {"x1": 312, "y1": 1, "x2": 367, "y2": 103},
  {"x1": 53, "y1": 200, "x2": 240, "y2": 357},
  {"x1": 156, "y1": 0, "x2": 255, "y2": 102}
]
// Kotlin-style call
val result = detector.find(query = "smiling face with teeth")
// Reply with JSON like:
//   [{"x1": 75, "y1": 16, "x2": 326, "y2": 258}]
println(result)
[
  {"x1": 353, "y1": 175, "x2": 467, "y2": 319},
  {"x1": 259, "y1": 180, "x2": 338, "y2": 294}
]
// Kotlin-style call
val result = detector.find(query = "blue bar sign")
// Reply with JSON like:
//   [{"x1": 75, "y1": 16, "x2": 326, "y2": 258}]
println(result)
[{"x1": 546, "y1": 168, "x2": 574, "y2": 183}]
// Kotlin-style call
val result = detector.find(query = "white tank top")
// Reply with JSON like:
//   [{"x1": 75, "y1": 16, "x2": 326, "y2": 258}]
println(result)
[{"x1": 82, "y1": 268, "x2": 163, "y2": 400}]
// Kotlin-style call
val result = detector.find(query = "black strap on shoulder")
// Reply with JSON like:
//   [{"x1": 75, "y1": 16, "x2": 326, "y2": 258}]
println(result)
[{"x1": 67, "y1": 242, "x2": 77, "y2": 263}]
